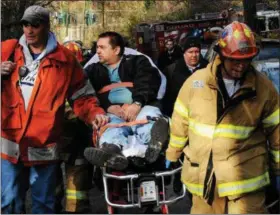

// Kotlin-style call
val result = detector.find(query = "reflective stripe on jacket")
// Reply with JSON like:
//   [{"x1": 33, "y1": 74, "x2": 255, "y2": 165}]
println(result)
[
  {"x1": 166, "y1": 55, "x2": 280, "y2": 198},
  {"x1": 1, "y1": 39, "x2": 105, "y2": 166}
]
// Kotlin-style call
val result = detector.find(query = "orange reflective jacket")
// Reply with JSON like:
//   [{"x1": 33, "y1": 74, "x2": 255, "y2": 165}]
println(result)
[{"x1": 1, "y1": 39, "x2": 105, "y2": 166}]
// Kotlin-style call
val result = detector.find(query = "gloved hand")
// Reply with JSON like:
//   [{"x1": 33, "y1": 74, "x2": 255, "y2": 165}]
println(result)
[{"x1": 165, "y1": 160, "x2": 171, "y2": 169}]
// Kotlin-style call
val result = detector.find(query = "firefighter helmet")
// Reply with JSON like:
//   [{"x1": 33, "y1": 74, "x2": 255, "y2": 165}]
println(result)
[
  {"x1": 218, "y1": 21, "x2": 259, "y2": 59},
  {"x1": 63, "y1": 41, "x2": 84, "y2": 63}
]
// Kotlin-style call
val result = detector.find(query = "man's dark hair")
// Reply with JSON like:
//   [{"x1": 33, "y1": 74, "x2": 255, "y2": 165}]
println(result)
[{"x1": 98, "y1": 31, "x2": 125, "y2": 56}]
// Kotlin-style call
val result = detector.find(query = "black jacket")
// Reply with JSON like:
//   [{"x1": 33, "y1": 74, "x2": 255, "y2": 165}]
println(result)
[
  {"x1": 157, "y1": 46, "x2": 183, "y2": 71},
  {"x1": 162, "y1": 56, "x2": 208, "y2": 116},
  {"x1": 85, "y1": 54, "x2": 161, "y2": 111}
]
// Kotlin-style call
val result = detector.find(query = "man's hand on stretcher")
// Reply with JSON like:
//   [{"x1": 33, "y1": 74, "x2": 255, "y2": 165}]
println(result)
[
  {"x1": 92, "y1": 114, "x2": 110, "y2": 130},
  {"x1": 107, "y1": 104, "x2": 141, "y2": 122},
  {"x1": 124, "y1": 103, "x2": 141, "y2": 122},
  {"x1": 107, "y1": 105, "x2": 126, "y2": 120}
]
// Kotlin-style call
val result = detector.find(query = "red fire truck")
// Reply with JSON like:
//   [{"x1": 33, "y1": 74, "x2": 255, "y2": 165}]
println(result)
[{"x1": 135, "y1": 17, "x2": 228, "y2": 61}]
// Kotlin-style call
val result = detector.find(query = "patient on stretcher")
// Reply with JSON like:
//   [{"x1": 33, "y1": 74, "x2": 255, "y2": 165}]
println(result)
[{"x1": 83, "y1": 32, "x2": 168, "y2": 170}]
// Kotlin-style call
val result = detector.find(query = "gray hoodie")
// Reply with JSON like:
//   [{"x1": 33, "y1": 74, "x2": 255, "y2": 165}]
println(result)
[{"x1": 19, "y1": 32, "x2": 57, "y2": 110}]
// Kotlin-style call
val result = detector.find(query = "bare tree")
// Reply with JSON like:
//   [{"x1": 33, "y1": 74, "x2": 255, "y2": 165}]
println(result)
[{"x1": 1, "y1": 0, "x2": 55, "y2": 40}]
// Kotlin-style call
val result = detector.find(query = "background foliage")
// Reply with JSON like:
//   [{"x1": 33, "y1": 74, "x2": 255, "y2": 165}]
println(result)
[{"x1": 1, "y1": 0, "x2": 279, "y2": 48}]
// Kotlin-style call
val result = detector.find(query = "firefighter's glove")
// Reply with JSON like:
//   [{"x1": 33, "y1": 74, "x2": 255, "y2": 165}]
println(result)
[{"x1": 165, "y1": 160, "x2": 171, "y2": 169}]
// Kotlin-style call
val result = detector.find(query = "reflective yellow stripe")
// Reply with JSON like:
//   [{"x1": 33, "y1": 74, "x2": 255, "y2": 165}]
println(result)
[
  {"x1": 174, "y1": 99, "x2": 189, "y2": 118},
  {"x1": 271, "y1": 150, "x2": 280, "y2": 163},
  {"x1": 170, "y1": 142, "x2": 185, "y2": 149},
  {"x1": 189, "y1": 119, "x2": 255, "y2": 140},
  {"x1": 169, "y1": 134, "x2": 188, "y2": 148},
  {"x1": 66, "y1": 189, "x2": 88, "y2": 200},
  {"x1": 182, "y1": 180, "x2": 203, "y2": 196},
  {"x1": 218, "y1": 172, "x2": 270, "y2": 197},
  {"x1": 189, "y1": 119, "x2": 215, "y2": 138},
  {"x1": 215, "y1": 124, "x2": 255, "y2": 139},
  {"x1": 262, "y1": 109, "x2": 280, "y2": 128}
]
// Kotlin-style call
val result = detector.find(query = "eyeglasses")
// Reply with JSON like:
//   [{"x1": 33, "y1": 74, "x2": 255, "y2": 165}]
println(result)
[{"x1": 22, "y1": 21, "x2": 41, "y2": 29}]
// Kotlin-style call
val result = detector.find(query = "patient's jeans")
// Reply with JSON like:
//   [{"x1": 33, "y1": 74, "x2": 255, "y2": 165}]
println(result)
[{"x1": 99, "y1": 105, "x2": 162, "y2": 149}]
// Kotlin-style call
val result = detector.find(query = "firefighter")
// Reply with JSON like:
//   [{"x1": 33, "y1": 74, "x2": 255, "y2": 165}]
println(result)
[
  {"x1": 63, "y1": 40, "x2": 85, "y2": 65},
  {"x1": 59, "y1": 103, "x2": 93, "y2": 213},
  {"x1": 165, "y1": 21, "x2": 279, "y2": 213},
  {"x1": 55, "y1": 43, "x2": 95, "y2": 213}
]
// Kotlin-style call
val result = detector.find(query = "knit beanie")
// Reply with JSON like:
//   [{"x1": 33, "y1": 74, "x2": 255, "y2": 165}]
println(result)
[{"x1": 182, "y1": 36, "x2": 201, "y2": 52}]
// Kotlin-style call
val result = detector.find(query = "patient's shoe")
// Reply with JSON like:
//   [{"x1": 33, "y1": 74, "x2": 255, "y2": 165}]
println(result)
[
  {"x1": 145, "y1": 117, "x2": 169, "y2": 163},
  {"x1": 84, "y1": 143, "x2": 128, "y2": 170},
  {"x1": 130, "y1": 156, "x2": 146, "y2": 168}
]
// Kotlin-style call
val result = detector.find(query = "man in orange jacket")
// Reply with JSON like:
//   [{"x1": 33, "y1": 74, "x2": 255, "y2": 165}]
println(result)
[{"x1": 1, "y1": 5, "x2": 108, "y2": 214}]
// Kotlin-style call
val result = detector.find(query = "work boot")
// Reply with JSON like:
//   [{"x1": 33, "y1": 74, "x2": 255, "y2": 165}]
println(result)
[
  {"x1": 84, "y1": 143, "x2": 128, "y2": 170},
  {"x1": 145, "y1": 117, "x2": 169, "y2": 163},
  {"x1": 129, "y1": 156, "x2": 146, "y2": 168}
]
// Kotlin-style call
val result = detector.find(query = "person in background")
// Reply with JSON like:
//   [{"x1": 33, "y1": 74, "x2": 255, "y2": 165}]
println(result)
[
  {"x1": 162, "y1": 36, "x2": 208, "y2": 204},
  {"x1": 162, "y1": 36, "x2": 208, "y2": 117},
  {"x1": 157, "y1": 39, "x2": 183, "y2": 71},
  {"x1": 63, "y1": 40, "x2": 84, "y2": 63},
  {"x1": 1, "y1": 5, "x2": 108, "y2": 214}
]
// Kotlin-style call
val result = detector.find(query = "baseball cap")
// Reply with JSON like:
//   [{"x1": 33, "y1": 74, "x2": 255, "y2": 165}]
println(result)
[
  {"x1": 20, "y1": 5, "x2": 50, "y2": 25},
  {"x1": 182, "y1": 36, "x2": 201, "y2": 52}
]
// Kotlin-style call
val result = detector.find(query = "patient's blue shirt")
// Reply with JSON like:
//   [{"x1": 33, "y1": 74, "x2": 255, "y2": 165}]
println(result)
[{"x1": 105, "y1": 62, "x2": 133, "y2": 104}]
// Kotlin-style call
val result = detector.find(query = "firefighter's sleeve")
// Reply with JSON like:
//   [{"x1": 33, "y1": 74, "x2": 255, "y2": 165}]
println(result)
[
  {"x1": 67, "y1": 59, "x2": 105, "y2": 125},
  {"x1": 262, "y1": 86, "x2": 280, "y2": 176},
  {"x1": 166, "y1": 81, "x2": 190, "y2": 162}
]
